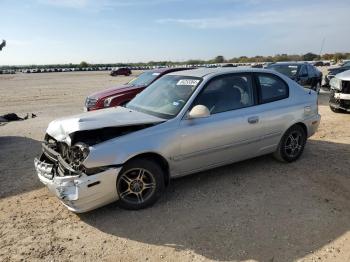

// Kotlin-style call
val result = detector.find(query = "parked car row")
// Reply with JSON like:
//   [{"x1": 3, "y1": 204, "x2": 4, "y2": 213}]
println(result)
[
  {"x1": 85, "y1": 67, "x2": 193, "y2": 111},
  {"x1": 19, "y1": 67, "x2": 113, "y2": 73},
  {"x1": 88, "y1": 63, "x2": 323, "y2": 113},
  {"x1": 266, "y1": 62, "x2": 322, "y2": 93},
  {"x1": 35, "y1": 67, "x2": 320, "y2": 212},
  {"x1": 0, "y1": 69, "x2": 16, "y2": 74}
]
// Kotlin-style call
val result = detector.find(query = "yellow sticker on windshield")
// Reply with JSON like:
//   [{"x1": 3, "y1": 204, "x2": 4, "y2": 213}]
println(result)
[{"x1": 176, "y1": 79, "x2": 200, "y2": 86}]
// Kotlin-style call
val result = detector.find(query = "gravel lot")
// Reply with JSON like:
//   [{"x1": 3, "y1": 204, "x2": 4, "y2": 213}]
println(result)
[{"x1": 0, "y1": 71, "x2": 349, "y2": 262}]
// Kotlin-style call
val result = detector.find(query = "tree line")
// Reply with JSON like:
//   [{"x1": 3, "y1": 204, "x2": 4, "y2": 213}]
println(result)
[{"x1": 1, "y1": 52, "x2": 350, "y2": 69}]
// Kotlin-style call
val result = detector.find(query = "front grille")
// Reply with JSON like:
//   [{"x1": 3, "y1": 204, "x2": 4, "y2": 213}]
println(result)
[
  {"x1": 85, "y1": 97, "x2": 97, "y2": 109},
  {"x1": 342, "y1": 81, "x2": 350, "y2": 94},
  {"x1": 340, "y1": 99, "x2": 350, "y2": 108}
]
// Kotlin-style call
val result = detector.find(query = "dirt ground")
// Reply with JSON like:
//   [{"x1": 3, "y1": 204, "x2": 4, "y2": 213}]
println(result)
[{"x1": 0, "y1": 71, "x2": 349, "y2": 262}]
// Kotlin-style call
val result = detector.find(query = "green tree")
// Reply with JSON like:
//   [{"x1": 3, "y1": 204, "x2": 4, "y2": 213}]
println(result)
[
  {"x1": 302, "y1": 52, "x2": 319, "y2": 61},
  {"x1": 321, "y1": 53, "x2": 333, "y2": 60},
  {"x1": 333, "y1": 53, "x2": 346, "y2": 63},
  {"x1": 79, "y1": 61, "x2": 89, "y2": 68},
  {"x1": 238, "y1": 56, "x2": 249, "y2": 63},
  {"x1": 213, "y1": 55, "x2": 225, "y2": 63}
]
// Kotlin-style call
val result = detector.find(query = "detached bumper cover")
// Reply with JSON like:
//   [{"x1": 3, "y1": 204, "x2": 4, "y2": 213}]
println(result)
[{"x1": 34, "y1": 155, "x2": 121, "y2": 213}]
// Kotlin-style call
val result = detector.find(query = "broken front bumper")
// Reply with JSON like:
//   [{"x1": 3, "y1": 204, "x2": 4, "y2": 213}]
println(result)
[
  {"x1": 329, "y1": 91, "x2": 350, "y2": 112},
  {"x1": 34, "y1": 156, "x2": 122, "y2": 213}
]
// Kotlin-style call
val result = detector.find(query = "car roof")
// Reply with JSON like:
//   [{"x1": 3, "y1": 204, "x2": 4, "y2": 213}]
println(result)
[
  {"x1": 150, "y1": 67, "x2": 191, "y2": 74},
  {"x1": 167, "y1": 67, "x2": 279, "y2": 78},
  {"x1": 270, "y1": 62, "x2": 309, "y2": 66}
]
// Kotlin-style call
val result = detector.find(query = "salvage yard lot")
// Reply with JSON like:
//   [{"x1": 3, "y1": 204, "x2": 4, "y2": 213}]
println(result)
[{"x1": 0, "y1": 71, "x2": 349, "y2": 262}]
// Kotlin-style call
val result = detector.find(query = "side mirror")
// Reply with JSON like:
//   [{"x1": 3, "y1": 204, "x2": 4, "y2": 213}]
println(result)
[{"x1": 188, "y1": 105, "x2": 210, "y2": 119}]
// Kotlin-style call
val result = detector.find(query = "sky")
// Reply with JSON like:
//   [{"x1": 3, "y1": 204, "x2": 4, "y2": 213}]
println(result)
[{"x1": 0, "y1": 0, "x2": 349, "y2": 65}]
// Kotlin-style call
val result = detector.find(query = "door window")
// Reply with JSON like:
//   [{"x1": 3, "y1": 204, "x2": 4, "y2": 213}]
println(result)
[
  {"x1": 257, "y1": 74, "x2": 289, "y2": 103},
  {"x1": 310, "y1": 65, "x2": 319, "y2": 76},
  {"x1": 193, "y1": 74, "x2": 255, "y2": 114},
  {"x1": 299, "y1": 65, "x2": 308, "y2": 76}
]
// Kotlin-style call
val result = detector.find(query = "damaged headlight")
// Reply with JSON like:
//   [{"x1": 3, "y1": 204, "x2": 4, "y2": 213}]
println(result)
[
  {"x1": 68, "y1": 143, "x2": 90, "y2": 170},
  {"x1": 330, "y1": 77, "x2": 342, "y2": 91},
  {"x1": 85, "y1": 97, "x2": 97, "y2": 109}
]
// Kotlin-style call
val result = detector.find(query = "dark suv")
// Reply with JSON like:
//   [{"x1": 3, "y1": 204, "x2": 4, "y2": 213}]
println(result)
[
  {"x1": 266, "y1": 62, "x2": 322, "y2": 92},
  {"x1": 85, "y1": 67, "x2": 192, "y2": 111},
  {"x1": 110, "y1": 67, "x2": 132, "y2": 76}
]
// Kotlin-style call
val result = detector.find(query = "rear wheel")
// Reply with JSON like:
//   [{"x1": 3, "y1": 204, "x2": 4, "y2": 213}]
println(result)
[
  {"x1": 116, "y1": 158, "x2": 165, "y2": 210},
  {"x1": 274, "y1": 125, "x2": 306, "y2": 162}
]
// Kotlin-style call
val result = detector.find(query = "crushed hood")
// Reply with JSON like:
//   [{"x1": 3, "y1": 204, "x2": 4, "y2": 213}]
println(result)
[
  {"x1": 46, "y1": 106, "x2": 165, "y2": 144},
  {"x1": 335, "y1": 70, "x2": 350, "y2": 81}
]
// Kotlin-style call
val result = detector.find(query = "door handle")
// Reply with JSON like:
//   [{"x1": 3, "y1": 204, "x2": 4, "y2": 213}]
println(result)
[{"x1": 248, "y1": 116, "x2": 259, "y2": 124}]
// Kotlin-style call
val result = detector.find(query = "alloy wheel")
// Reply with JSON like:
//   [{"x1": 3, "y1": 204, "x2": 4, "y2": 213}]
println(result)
[
  {"x1": 117, "y1": 168, "x2": 156, "y2": 205},
  {"x1": 284, "y1": 131, "x2": 303, "y2": 158}
]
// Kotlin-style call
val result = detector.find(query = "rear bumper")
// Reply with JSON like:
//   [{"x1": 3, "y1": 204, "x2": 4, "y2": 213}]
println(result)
[{"x1": 34, "y1": 157, "x2": 121, "y2": 213}]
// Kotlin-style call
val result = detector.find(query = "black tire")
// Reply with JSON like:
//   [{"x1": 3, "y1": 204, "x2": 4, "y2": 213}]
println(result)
[
  {"x1": 116, "y1": 158, "x2": 165, "y2": 210},
  {"x1": 330, "y1": 106, "x2": 343, "y2": 113},
  {"x1": 273, "y1": 125, "x2": 307, "y2": 162}
]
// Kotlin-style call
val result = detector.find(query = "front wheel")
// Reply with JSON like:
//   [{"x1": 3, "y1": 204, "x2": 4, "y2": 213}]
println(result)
[
  {"x1": 116, "y1": 158, "x2": 165, "y2": 210},
  {"x1": 273, "y1": 125, "x2": 307, "y2": 162}
]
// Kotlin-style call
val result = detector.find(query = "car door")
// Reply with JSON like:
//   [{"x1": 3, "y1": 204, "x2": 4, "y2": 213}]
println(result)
[
  {"x1": 175, "y1": 73, "x2": 265, "y2": 175},
  {"x1": 307, "y1": 65, "x2": 316, "y2": 87},
  {"x1": 252, "y1": 73, "x2": 291, "y2": 151},
  {"x1": 298, "y1": 65, "x2": 312, "y2": 88}
]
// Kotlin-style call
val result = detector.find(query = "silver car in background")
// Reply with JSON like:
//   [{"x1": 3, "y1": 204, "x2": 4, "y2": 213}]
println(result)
[{"x1": 34, "y1": 68, "x2": 320, "y2": 212}]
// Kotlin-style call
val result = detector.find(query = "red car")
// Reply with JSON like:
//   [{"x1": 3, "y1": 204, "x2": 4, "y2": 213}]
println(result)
[
  {"x1": 110, "y1": 67, "x2": 131, "y2": 76},
  {"x1": 85, "y1": 67, "x2": 192, "y2": 111}
]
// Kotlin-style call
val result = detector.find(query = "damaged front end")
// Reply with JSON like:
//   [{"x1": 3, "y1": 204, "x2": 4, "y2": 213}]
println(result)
[
  {"x1": 34, "y1": 107, "x2": 165, "y2": 212},
  {"x1": 34, "y1": 135, "x2": 122, "y2": 213},
  {"x1": 329, "y1": 78, "x2": 350, "y2": 112}
]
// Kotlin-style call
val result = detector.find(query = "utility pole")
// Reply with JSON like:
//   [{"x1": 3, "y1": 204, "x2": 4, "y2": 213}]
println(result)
[{"x1": 319, "y1": 37, "x2": 325, "y2": 57}]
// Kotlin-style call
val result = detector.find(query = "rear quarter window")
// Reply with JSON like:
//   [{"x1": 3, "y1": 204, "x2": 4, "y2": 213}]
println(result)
[{"x1": 257, "y1": 73, "x2": 289, "y2": 104}]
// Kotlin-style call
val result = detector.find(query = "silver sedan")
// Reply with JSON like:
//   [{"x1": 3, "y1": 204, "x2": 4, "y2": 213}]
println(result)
[{"x1": 34, "y1": 68, "x2": 320, "y2": 212}]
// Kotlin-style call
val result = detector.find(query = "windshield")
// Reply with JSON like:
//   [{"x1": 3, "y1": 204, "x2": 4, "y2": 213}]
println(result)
[
  {"x1": 127, "y1": 75, "x2": 202, "y2": 119},
  {"x1": 267, "y1": 64, "x2": 301, "y2": 78},
  {"x1": 128, "y1": 71, "x2": 160, "y2": 86}
]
